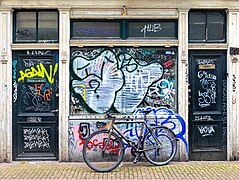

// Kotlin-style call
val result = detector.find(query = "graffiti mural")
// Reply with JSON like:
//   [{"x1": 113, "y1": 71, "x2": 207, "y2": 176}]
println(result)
[
  {"x1": 19, "y1": 58, "x2": 58, "y2": 112},
  {"x1": 68, "y1": 107, "x2": 188, "y2": 161},
  {"x1": 70, "y1": 48, "x2": 177, "y2": 114}
]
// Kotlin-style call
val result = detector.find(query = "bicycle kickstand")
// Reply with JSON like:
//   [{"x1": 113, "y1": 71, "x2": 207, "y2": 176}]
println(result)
[{"x1": 133, "y1": 152, "x2": 141, "y2": 164}]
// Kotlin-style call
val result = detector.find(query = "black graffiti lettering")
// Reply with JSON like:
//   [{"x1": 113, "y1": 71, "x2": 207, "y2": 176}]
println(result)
[
  {"x1": 96, "y1": 122, "x2": 107, "y2": 129},
  {"x1": 79, "y1": 123, "x2": 90, "y2": 139},
  {"x1": 16, "y1": 29, "x2": 33, "y2": 38}
]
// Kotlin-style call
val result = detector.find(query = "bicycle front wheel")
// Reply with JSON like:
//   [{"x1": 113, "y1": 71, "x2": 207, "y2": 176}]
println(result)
[
  {"x1": 143, "y1": 126, "x2": 177, "y2": 166},
  {"x1": 82, "y1": 130, "x2": 125, "y2": 172}
]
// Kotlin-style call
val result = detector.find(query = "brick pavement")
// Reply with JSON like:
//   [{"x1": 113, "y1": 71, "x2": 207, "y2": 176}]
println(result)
[{"x1": 0, "y1": 161, "x2": 239, "y2": 180}]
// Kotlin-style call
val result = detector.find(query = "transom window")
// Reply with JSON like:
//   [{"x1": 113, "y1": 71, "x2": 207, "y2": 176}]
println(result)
[
  {"x1": 128, "y1": 20, "x2": 177, "y2": 39},
  {"x1": 71, "y1": 19, "x2": 178, "y2": 39},
  {"x1": 189, "y1": 10, "x2": 226, "y2": 43},
  {"x1": 71, "y1": 20, "x2": 121, "y2": 38},
  {"x1": 13, "y1": 10, "x2": 59, "y2": 43}
]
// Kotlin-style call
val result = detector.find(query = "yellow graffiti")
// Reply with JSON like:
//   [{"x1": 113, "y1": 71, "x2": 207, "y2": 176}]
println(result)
[
  {"x1": 18, "y1": 63, "x2": 58, "y2": 84},
  {"x1": 74, "y1": 84, "x2": 86, "y2": 101}
]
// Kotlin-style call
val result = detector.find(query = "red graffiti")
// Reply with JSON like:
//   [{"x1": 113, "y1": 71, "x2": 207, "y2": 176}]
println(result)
[
  {"x1": 78, "y1": 130, "x2": 86, "y2": 145},
  {"x1": 164, "y1": 59, "x2": 173, "y2": 68},
  {"x1": 78, "y1": 130, "x2": 120, "y2": 154}
]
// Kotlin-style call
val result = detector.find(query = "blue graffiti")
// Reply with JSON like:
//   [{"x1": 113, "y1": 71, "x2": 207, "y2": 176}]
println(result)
[
  {"x1": 123, "y1": 106, "x2": 188, "y2": 157},
  {"x1": 75, "y1": 26, "x2": 117, "y2": 37}
]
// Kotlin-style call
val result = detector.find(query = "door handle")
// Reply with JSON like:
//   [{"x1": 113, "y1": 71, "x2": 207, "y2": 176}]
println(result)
[{"x1": 51, "y1": 109, "x2": 59, "y2": 113}]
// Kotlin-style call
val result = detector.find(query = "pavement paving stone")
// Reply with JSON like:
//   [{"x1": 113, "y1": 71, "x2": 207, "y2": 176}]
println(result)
[{"x1": 0, "y1": 161, "x2": 239, "y2": 180}]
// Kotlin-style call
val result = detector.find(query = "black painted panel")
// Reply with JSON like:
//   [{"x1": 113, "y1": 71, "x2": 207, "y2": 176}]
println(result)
[
  {"x1": 192, "y1": 122, "x2": 221, "y2": 150},
  {"x1": 189, "y1": 51, "x2": 227, "y2": 160},
  {"x1": 18, "y1": 124, "x2": 56, "y2": 153},
  {"x1": 12, "y1": 50, "x2": 59, "y2": 160}
]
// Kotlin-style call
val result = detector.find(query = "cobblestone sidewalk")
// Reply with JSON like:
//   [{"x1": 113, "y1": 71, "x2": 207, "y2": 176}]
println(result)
[{"x1": 0, "y1": 161, "x2": 239, "y2": 180}]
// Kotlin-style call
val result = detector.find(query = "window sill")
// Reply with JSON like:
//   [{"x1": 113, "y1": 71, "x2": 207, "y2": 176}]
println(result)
[
  {"x1": 188, "y1": 43, "x2": 228, "y2": 50},
  {"x1": 70, "y1": 39, "x2": 179, "y2": 47},
  {"x1": 11, "y1": 43, "x2": 59, "y2": 50}
]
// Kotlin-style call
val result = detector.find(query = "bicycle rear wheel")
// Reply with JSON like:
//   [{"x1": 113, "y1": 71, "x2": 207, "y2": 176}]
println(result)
[
  {"x1": 143, "y1": 126, "x2": 177, "y2": 166},
  {"x1": 82, "y1": 130, "x2": 125, "y2": 172}
]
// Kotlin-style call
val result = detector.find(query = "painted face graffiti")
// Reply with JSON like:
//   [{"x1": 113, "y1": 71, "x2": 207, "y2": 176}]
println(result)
[
  {"x1": 71, "y1": 48, "x2": 177, "y2": 113},
  {"x1": 72, "y1": 50, "x2": 124, "y2": 113}
]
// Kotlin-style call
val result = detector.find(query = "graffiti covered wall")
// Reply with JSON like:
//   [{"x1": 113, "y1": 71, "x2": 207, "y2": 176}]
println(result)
[
  {"x1": 69, "y1": 47, "x2": 180, "y2": 161},
  {"x1": 70, "y1": 47, "x2": 177, "y2": 114},
  {"x1": 69, "y1": 107, "x2": 188, "y2": 161}
]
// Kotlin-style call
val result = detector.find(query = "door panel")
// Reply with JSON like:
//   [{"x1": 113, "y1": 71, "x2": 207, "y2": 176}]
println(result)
[
  {"x1": 189, "y1": 51, "x2": 227, "y2": 160},
  {"x1": 12, "y1": 50, "x2": 59, "y2": 160}
]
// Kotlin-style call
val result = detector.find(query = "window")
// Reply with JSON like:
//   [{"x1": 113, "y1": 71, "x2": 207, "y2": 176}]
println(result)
[
  {"x1": 128, "y1": 20, "x2": 177, "y2": 39},
  {"x1": 13, "y1": 10, "x2": 59, "y2": 43},
  {"x1": 71, "y1": 20, "x2": 121, "y2": 38},
  {"x1": 189, "y1": 10, "x2": 226, "y2": 43},
  {"x1": 71, "y1": 19, "x2": 178, "y2": 40}
]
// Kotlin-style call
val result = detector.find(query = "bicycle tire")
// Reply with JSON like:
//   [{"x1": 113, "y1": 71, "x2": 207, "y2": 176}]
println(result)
[
  {"x1": 82, "y1": 129, "x2": 125, "y2": 172},
  {"x1": 142, "y1": 126, "x2": 177, "y2": 166}
]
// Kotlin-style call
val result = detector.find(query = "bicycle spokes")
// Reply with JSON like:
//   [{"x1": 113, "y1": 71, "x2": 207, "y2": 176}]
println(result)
[
  {"x1": 143, "y1": 127, "x2": 177, "y2": 166},
  {"x1": 83, "y1": 130, "x2": 125, "y2": 172}
]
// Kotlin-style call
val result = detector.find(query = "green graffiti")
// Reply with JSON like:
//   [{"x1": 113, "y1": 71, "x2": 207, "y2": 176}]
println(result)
[
  {"x1": 18, "y1": 63, "x2": 58, "y2": 84},
  {"x1": 13, "y1": 60, "x2": 18, "y2": 79}
]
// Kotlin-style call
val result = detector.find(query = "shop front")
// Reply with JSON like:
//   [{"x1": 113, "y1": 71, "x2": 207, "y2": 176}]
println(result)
[{"x1": 0, "y1": 0, "x2": 239, "y2": 162}]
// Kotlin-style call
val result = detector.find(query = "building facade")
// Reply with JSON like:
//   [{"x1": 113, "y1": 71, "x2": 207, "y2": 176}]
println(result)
[{"x1": 0, "y1": 0, "x2": 239, "y2": 162}]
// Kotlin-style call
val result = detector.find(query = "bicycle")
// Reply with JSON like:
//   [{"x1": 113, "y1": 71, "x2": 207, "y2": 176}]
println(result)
[{"x1": 82, "y1": 109, "x2": 178, "y2": 172}]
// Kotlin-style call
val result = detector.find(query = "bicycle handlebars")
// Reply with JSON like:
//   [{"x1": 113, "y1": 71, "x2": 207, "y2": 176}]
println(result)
[{"x1": 105, "y1": 108, "x2": 154, "y2": 121}]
